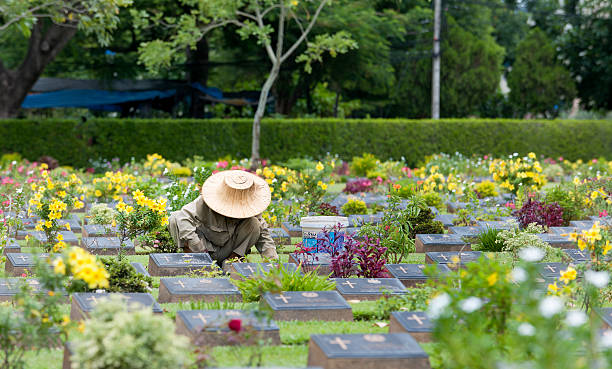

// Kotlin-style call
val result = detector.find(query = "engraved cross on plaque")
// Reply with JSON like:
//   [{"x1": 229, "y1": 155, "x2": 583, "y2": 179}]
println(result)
[
  {"x1": 407, "y1": 313, "x2": 424, "y2": 325},
  {"x1": 17, "y1": 255, "x2": 29, "y2": 262},
  {"x1": 175, "y1": 280, "x2": 186, "y2": 289},
  {"x1": 545, "y1": 265, "x2": 556, "y2": 273},
  {"x1": 275, "y1": 295, "x2": 291, "y2": 304},
  {"x1": 245, "y1": 265, "x2": 256, "y2": 274},
  {"x1": 342, "y1": 280, "x2": 356, "y2": 289},
  {"x1": 329, "y1": 337, "x2": 350, "y2": 350},
  {"x1": 438, "y1": 254, "x2": 448, "y2": 261},
  {"x1": 398, "y1": 266, "x2": 409, "y2": 274},
  {"x1": 87, "y1": 295, "x2": 100, "y2": 305},
  {"x1": 195, "y1": 312, "x2": 207, "y2": 324},
  {"x1": 160, "y1": 255, "x2": 171, "y2": 263}
]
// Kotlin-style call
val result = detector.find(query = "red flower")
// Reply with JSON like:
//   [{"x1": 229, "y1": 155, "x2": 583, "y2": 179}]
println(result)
[{"x1": 228, "y1": 319, "x2": 242, "y2": 333}]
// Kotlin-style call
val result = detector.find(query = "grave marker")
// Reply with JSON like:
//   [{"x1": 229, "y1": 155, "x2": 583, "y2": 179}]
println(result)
[
  {"x1": 476, "y1": 220, "x2": 517, "y2": 230},
  {"x1": 281, "y1": 221, "x2": 302, "y2": 237},
  {"x1": 598, "y1": 307, "x2": 612, "y2": 330},
  {"x1": 446, "y1": 201, "x2": 467, "y2": 213},
  {"x1": 158, "y1": 277, "x2": 241, "y2": 303},
  {"x1": 262, "y1": 291, "x2": 352, "y2": 321},
  {"x1": 81, "y1": 237, "x2": 135, "y2": 255},
  {"x1": 0, "y1": 279, "x2": 41, "y2": 302},
  {"x1": 288, "y1": 252, "x2": 333, "y2": 275},
  {"x1": 535, "y1": 234, "x2": 575, "y2": 249},
  {"x1": 425, "y1": 251, "x2": 482, "y2": 270},
  {"x1": 414, "y1": 234, "x2": 470, "y2": 253},
  {"x1": 58, "y1": 218, "x2": 82, "y2": 233},
  {"x1": 332, "y1": 278, "x2": 406, "y2": 301},
  {"x1": 448, "y1": 226, "x2": 483, "y2": 239},
  {"x1": 389, "y1": 311, "x2": 433, "y2": 342},
  {"x1": 548, "y1": 226, "x2": 582, "y2": 235},
  {"x1": 130, "y1": 262, "x2": 150, "y2": 277},
  {"x1": 5, "y1": 253, "x2": 49, "y2": 276},
  {"x1": 82, "y1": 224, "x2": 118, "y2": 238},
  {"x1": 147, "y1": 253, "x2": 214, "y2": 276},
  {"x1": 29, "y1": 231, "x2": 79, "y2": 246},
  {"x1": 308, "y1": 333, "x2": 430, "y2": 369},
  {"x1": 3, "y1": 238, "x2": 21, "y2": 254},
  {"x1": 348, "y1": 213, "x2": 383, "y2": 226},
  {"x1": 563, "y1": 249, "x2": 589, "y2": 263},
  {"x1": 433, "y1": 214, "x2": 457, "y2": 228},
  {"x1": 229, "y1": 262, "x2": 298, "y2": 280},
  {"x1": 70, "y1": 292, "x2": 162, "y2": 321},
  {"x1": 269, "y1": 227, "x2": 291, "y2": 245},
  {"x1": 175, "y1": 309, "x2": 280, "y2": 345},
  {"x1": 536, "y1": 263, "x2": 569, "y2": 281},
  {"x1": 569, "y1": 220, "x2": 597, "y2": 229},
  {"x1": 385, "y1": 264, "x2": 451, "y2": 287}
]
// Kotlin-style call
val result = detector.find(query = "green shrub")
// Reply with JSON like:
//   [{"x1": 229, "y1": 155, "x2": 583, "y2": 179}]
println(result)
[
  {"x1": 88, "y1": 203, "x2": 115, "y2": 225},
  {"x1": 475, "y1": 180, "x2": 499, "y2": 198},
  {"x1": 373, "y1": 286, "x2": 434, "y2": 320},
  {"x1": 473, "y1": 227, "x2": 503, "y2": 252},
  {"x1": 0, "y1": 119, "x2": 611, "y2": 167},
  {"x1": 341, "y1": 198, "x2": 368, "y2": 215},
  {"x1": 0, "y1": 152, "x2": 22, "y2": 168},
  {"x1": 71, "y1": 296, "x2": 190, "y2": 369},
  {"x1": 422, "y1": 192, "x2": 444, "y2": 210},
  {"x1": 392, "y1": 179, "x2": 417, "y2": 198},
  {"x1": 100, "y1": 257, "x2": 153, "y2": 293},
  {"x1": 545, "y1": 186, "x2": 584, "y2": 225},
  {"x1": 350, "y1": 153, "x2": 379, "y2": 176},
  {"x1": 232, "y1": 263, "x2": 335, "y2": 302}
]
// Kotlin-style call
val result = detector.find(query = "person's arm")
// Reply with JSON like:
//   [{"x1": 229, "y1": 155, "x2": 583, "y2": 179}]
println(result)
[
  {"x1": 174, "y1": 197, "x2": 206, "y2": 252},
  {"x1": 255, "y1": 215, "x2": 279, "y2": 260}
]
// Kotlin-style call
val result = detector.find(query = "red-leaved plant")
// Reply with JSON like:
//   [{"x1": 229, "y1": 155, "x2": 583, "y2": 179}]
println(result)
[{"x1": 514, "y1": 199, "x2": 564, "y2": 229}]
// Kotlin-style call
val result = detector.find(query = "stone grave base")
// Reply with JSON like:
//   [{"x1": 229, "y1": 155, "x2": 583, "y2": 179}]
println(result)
[
  {"x1": 307, "y1": 340, "x2": 430, "y2": 369},
  {"x1": 158, "y1": 283, "x2": 242, "y2": 303},
  {"x1": 288, "y1": 254, "x2": 331, "y2": 276},
  {"x1": 5, "y1": 263, "x2": 31, "y2": 277},
  {"x1": 147, "y1": 258, "x2": 212, "y2": 276},
  {"x1": 266, "y1": 306, "x2": 353, "y2": 322},
  {"x1": 388, "y1": 315, "x2": 432, "y2": 343},
  {"x1": 82, "y1": 246, "x2": 136, "y2": 256},
  {"x1": 175, "y1": 316, "x2": 281, "y2": 346},
  {"x1": 414, "y1": 239, "x2": 471, "y2": 253},
  {"x1": 337, "y1": 292, "x2": 391, "y2": 302}
]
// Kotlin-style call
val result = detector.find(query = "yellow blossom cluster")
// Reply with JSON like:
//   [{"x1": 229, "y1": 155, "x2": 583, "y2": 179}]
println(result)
[
  {"x1": 489, "y1": 153, "x2": 546, "y2": 193},
  {"x1": 565, "y1": 222, "x2": 611, "y2": 256},
  {"x1": 91, "y1": 171, "x2": 136, "y2": 201},
  {"x1": 548, "y1": 266, "x2": 577, "y2": 295},
  {"x1": 256, "y1": 165, "x2": 297, "y2": 198},
  {"x1": 117, "y1": 190, "x2": 169, "y2": 226},
  {"x1": 144, "y1": 153, "x2": 171, "y2": 176},
  {"x1": 416, "y1": 166, "x2": 463, "y2": 195},
  {"x1": 53, "y1": 247, "x2": 109, "y2": 289}
]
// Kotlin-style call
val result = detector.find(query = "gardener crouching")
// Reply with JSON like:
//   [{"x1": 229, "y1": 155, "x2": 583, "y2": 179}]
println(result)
[{"x1": 168, "y1": 170, "x2": 278, "y2": 265}]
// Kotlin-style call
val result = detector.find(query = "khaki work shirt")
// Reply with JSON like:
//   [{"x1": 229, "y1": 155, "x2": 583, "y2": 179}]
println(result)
[{"x1": 173, "y1": 196, "x2": 278, "y2": 259}]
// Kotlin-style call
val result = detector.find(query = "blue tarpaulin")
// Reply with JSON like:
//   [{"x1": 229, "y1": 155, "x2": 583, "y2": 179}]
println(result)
[{"x1": 22, "y1": 89, "x2": 176, "y2": 110}]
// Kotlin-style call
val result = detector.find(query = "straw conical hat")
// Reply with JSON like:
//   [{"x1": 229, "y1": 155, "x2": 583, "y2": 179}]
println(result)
[{"x1": 201, "y1": 170, "x2": 271, "y2": 219}]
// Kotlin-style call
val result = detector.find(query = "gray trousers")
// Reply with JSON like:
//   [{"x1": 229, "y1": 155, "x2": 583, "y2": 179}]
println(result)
[{"x1": 167, "y1": 215, "x2": 261, "y2": 264}]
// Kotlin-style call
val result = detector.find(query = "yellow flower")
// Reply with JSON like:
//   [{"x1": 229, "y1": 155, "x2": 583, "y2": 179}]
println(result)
[
  {"x1": 58, "y1": 190, "x2": 67, "y2": 198},
  {"x1": 52, "y1": 258, "x2": 66, "y2": 275},
  {"x1": 487, "y1": 272, "x2": 498, "y2": 286},
  {"x1": 64, "y1": 222, "x2": 71, "y2": 231},
  {"x1": 45, "y1": 220, "x2": 53, "y2": 228},
  {"x1": 315, "y1": 162, "x2": 324, "y2": 171},
  {"x1": 528, "y1": 152, "x2": 536, "y2": 159},
  {"x1": 78, "y1": 322, "x2": 86, "y2": 333},
  {"x1": 94, "y1": 190, "x2": 102, "y2": 197},
  {"x1": 559, "y1": 267, "x2": 577, "y2": 284},
  {"x1": 57, "y1": 233, "x2": 64, "y2": 241},
  {"x1": 548, "y1": 282, "x2": 559, "y2": 294},
  {"x1": 603, "y1": 241, "x2": 611, "y2": 256},
  {"x1": 47, "y1": 291, "x2": 55, "y2": 297},
  {"x1": 590, "y1": 191, "x2": 599, "y2": 200}
]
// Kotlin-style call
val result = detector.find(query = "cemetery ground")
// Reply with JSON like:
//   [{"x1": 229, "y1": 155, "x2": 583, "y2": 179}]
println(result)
[{"x1": 0, "y1": 152, "x2": 611, "y2": 369}]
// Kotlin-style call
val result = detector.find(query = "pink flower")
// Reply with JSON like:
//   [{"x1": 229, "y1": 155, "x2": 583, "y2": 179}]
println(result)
[
  {"x1": 261, "y1": 159, "x2": 268, "y2": 166},
  {"x1": 484, "y1": 155, "x2": 489, "y2": 160},
  {"x1": 592, "y1": 159, "x2": 598, "y2": 163},
  {"x1": 61, "y1": 171, "x2": 67, "y2": 176},
  {"x1": 228, "y1": 319, "x2": 242, "y2": 333},
  {"x1": 600, "y1": 210, "x2": 609, "y2": 217},
  {"x1": 401, "y1": 167, "x2": 412, "y2": 178},
  {"x1": 27, "y1": 177, "x2": 35, "y2": 183},
  {"x1": 558, "y1": 157, "x2": 563, "y2": 161},
  {"x1": 376, "y1": 176, "x2": 383, "y2": 184},
  {"x1": 86, "y1": 168, "x2": 95, "y2": 174},
  {"x1": 21, "y1": 273, "x2": 26, "y2": 278},
  {"x1": 17, "y1": 166, "x2": 23, "y2": 173},
  {"x1": 505, "y1": 202, "x2": 516, "y2": 210},
  {"x1": 216, "y1": 161, "x2": 229, "y2": 169}
]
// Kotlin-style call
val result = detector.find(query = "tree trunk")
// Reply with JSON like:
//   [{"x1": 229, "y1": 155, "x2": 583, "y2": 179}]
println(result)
[
  {"x1": 251, "y1": 62, "x2": 281, "y2": 166},
  {"x1": 0, "y1": 21, "x2": 77, "y2": 118},
  {"x1": 186, "y1": 37, "x2": 209, "y2": 118}
]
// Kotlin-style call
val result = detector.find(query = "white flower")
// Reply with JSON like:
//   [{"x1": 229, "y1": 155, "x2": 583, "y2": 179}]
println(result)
[
  {"x1": 517, "y1": 323, "x2": 535, "y2": 336},
  {"x1": 510, "y1": 267, "x2": 528, "y2": 283},
  {"x1": 427, "y1": 293, "x2": 451, "y2": 319},
  {"x1": 602, "y1": 332, "x2": 612, "y2": 349},
  {"x1": 519, "y1": 247, "x2": 545, "y2": 262},
  {"x1": 584, "y1": 270, "x2": 610, "y2": 289},
  {"x1": 459, "y1": 297, "x2": 483, "y2": 313},
  {"x1": 565, "y1": 310, "x2": 587, "y2": 327},
  {"x1": 539, "y1": 296, "x2": 564, "y2": 318},
  {"x1": 163, "y1": 168, "x2": 168, "y2": 175}
]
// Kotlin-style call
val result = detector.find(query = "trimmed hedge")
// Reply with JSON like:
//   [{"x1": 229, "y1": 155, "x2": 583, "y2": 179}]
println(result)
[{"x1": 0, "y1": 118, "x2": 610, "y2": 167}]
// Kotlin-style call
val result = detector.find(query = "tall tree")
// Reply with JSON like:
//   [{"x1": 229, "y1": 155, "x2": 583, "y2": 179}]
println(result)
[
  {"x1": 137, "y1": 0, "x2": 356, "y2": 165},
  {"x1": 508, "y1": 28, "x2": 576, "y2": 117},
  {"x1": 0, "y1": 0, "x2": 132, "y2": 118}
]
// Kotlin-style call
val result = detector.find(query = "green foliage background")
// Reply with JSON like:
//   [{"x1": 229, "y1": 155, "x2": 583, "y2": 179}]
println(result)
[{"x1": 0, "y1": 118, "x2": 610, "y2": 167}]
